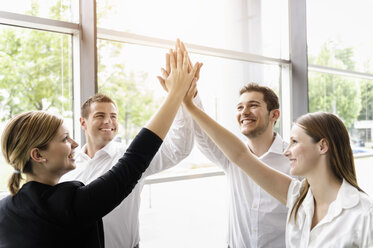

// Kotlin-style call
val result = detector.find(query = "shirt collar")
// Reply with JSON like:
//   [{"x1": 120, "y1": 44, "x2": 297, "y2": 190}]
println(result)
[
  {"x1": 76, "y1": 140, "x2": 119, "y2": 160},
  {"x1": 303, "y1": 179, "x2": 360, "y2": 222},
  {"x1": 99, "y1": 140, "x2": 119, "y2": 158},
  {"x1": 321, "y1": 179, "x2": 360, "y2": 225},
  {"x1": 334, "y1": 179, "x2": 360, "y2": 209},
  {"x1": 267, "y1": 132, "x2": 287, "y2": 155}
]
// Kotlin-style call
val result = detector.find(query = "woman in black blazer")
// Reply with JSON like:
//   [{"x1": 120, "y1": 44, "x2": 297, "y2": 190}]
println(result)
[{"x1": 0, "y1": 50, "x2": 200, "y2": 248}]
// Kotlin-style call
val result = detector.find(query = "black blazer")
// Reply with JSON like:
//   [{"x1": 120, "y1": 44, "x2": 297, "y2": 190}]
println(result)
[{"x1": 0, "y1": 128, "x2": 162, "y2": 248}]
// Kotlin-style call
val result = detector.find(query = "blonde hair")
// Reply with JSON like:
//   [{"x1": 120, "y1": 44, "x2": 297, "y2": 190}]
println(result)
[{"x1": 1, "y1": 111, "x2": 63, "y2": 195}]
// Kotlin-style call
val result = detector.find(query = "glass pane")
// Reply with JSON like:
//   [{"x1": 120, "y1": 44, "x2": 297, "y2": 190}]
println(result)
[
  {"x1": 98, "y1": 39, "x2": 281, "y2": 175},
  {"x1": 355, "y1": 157, "x2": 373, "y2": 196},
  {"x1": 140, "y1": 176, "x2": 227, "y2": 248},
  {"x1": 97, "y1": 0, "x2": 288, "y2": 59},
  {"x1": 307, "y1": 0, "x2": 373, "y2": 73},
  {"x1": 0, "y1": 0, "x2": 77, "y2": 22},
  {"x1": 308, "y1": 71, "x2": 373, "y2": 153},
  {"x1": 0, "y1": 25, "x2": 73, "y2": 191},
  {"x1": 97, "y1": 40, "x2": 165, "y2": 144}
]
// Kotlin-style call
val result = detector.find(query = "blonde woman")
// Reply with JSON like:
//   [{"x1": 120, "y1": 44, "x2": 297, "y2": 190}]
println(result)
[
  {"x1": 0, "y1": 50, "x2": 199, "y2": 248},
  {"x1": 182, "y1": 81, "x2": 373, "y2": 247}
]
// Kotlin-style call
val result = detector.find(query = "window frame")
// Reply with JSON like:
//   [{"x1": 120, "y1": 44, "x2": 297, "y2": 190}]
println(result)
[{"x1": 0, "y1": 0, "x2": 309, "y2": 185}]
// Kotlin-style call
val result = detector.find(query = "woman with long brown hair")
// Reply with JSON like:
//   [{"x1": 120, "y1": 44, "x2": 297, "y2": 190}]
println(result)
[{"x1": 183, "y1": 80, "x2": 373, "y2": 247}]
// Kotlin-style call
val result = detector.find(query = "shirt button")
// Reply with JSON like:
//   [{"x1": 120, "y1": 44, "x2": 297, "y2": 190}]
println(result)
[
  {"x1": 253, "y1": 204, "x2": 258, "y2": 208},
  {"x1": 253, "y1": 228, "x2": 257, "y2": 232}
]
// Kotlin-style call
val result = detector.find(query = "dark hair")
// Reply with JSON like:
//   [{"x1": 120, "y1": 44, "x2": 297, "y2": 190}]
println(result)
[
  {"x1": 81, "y1": 93, "x2": 116, "y2": 118},
  {"x1": 289, "y1": 112, "x2": 363, "y2": 222},
  {"x1": 239, "y1": 83, "x2": 280, "y2": 111}
]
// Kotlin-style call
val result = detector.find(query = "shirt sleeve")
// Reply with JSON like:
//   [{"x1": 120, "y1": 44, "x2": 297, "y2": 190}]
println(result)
[
  {"x1": 192, "y1": 94, "x2": 231, "y2": 171},
  {"x1": 286, "y1": 178, "x2": 305, "y2": 208},
  {"x1": 71, "y1": 128, "x2": 162, "y2": 222},
  {"x1": 361, "y1": 205, "x2": 373, "y2": 247},
  {"x1": 142, "y1": 105, "x2": 194, "y2": 177}
]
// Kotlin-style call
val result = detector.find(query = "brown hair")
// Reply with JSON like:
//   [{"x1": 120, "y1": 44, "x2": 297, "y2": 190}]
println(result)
[
  {"x1": 289, "y1": 112, "x2": 362, "y2": 222},
  {"x1": 1, "y1": 111, "x2": 63, "y2": 195},
  {"x1": 81, "y1": 93, "x2": 116, "y2": 119},
  {"x1": 239, "y1": 83, "x2": 280, "y2": 112}
]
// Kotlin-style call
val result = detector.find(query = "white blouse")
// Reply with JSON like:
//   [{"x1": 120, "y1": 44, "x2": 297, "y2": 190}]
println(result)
[{"x1": 286, "y1": 178, "x2": 373, "y2": 248}]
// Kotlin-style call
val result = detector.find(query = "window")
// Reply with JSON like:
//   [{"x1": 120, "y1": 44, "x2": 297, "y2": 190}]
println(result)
[
  {"x1": 307, "y1": 0, "x2": 373, "y2": 196},
  {"x1": 97, "y1": 0, "x2": 288, "y2": 59},
  {"x1": 98, "y1": 38, "x2": 283, "y2": 174},
  {"x1": 0, "y1": 0, "x2": 78, "y2": 191},
  {"x1": 307, "y1": 0, "x2": 373, "y2": 73},
  {"x1": 96, "y1": 0, "x2": 289, "y2": 244},
  {"x1": 0, "y1": 25, "x2": 73, "y2": 191},
  {"x1": 0, "y1": 0, "x2": 77, "y2": 22},
  {"x1": 97, "y1": 40, "x2": 165, "y2": 143},
  {"x1": 97, "y1": 39, "x2": 282, "y2": 141}
]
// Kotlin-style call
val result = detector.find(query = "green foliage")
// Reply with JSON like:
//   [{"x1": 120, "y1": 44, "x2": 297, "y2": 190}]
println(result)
[
  {"x1": 0, "y1": 0, "x2": 73, "y2": 122},
  {"x1": 0, "y1": 27, "x2": 72, "y2": 121},
  {"x1": 0, "y1": 1, "x2": 158, "y2": 140},
  {"x1": 359, "y1": 80, "x2": 373, "y2": 120},
  {"x1": 357, "y1": 60, "x2": 373, "y2": 121},
  {"x1": 308, "y1": 42, "x2": 361, "y2": 128},
  {"x1": 313, "y1": 40, "x2": 356, "y2": 71},
  {"x1": 0, "y1": 0, "x2": 74, "y2": 191},
  {"x1": 97, "y1": 41, "x2": 160, "y2": 144},
  {"x1": 0, "y1": 1, "x2": 159, "y2": 191},
  {"x1": 309, "y1": 73, "x2": 361, "y2": 128},
  {"x1": 96, "y1": 0, "x2": 115, "y2": 26}
]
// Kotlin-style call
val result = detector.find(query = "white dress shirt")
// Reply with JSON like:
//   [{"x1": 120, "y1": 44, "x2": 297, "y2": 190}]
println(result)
[
  {"x1": 193, "y1": 96, "x2": 290, "y2": 248},
  {"x1": 286, "y1": 178, "x2": 373, "y2": 248},
  {"x1": 61, "y1": 106, "x2": 194, "y2": 248}
]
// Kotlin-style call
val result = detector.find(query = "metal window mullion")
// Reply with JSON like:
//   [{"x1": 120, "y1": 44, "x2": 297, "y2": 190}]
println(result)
[
  {"x1": 309, "y1": 64, "x2": 373, "y2": 81},
  {"x1": 289, "y1": 0, "x2": 308, "y2": 121},
  {"x1": 73, "y1": 0, "x2": 97, "y2": 145},
  {"x1": 97, "y1": 27, "x2": 290, "y2": 66},
  {"x1": 280, "y1": 64, "x2": 292, "y2": 141},
  {"x1": 144, "y1": 170, "x2": 225, "y2": 185},
  {"x1": 72, "y1": 33, "x2": 82, "y2": 144},
  {"x1": 0, "y1": 10, "x2": 79, "y2": 34}
]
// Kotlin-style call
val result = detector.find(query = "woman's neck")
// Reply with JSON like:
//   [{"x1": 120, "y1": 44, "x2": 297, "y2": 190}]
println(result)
[
  {"x1": 306, "y1": 154, "x2": 341, "y2": 203},
  {"x1": 311, "y1": 177, "x2": 341, "y2": 205},
  {"x1": 308, "y1": 170, "x2": 342, "y2": 229}
]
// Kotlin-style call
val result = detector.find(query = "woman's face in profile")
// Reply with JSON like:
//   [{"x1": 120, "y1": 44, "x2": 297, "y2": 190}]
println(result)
[
  {"x1": 39, "y1": 124, "x2": 79, "y2": 176},
  {"x1": 284, "y1": 124, "x2": 321, "y2": 177}
]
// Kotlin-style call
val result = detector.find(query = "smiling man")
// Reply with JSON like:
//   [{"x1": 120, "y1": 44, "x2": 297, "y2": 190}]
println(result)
[
  {"x1": 80, "y1": 96, "x2": 119, "y2": 158},
  {"x1": 193, "y1": 83, "x2": 291, "y2": 248},
  {"x1": 61, "y1": 93, "x2": 194, "y2": 248}
]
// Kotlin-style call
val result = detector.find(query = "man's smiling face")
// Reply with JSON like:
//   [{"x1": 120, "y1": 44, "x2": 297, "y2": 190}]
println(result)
[
  {"x1": 81, "y1": 102, "x2": 119, "y2": 149},
  {"x1": 236, "y1": 91, "x2": 271, "y2": 139}
]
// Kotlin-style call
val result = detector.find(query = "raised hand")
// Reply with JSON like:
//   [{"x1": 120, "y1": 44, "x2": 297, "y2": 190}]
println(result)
[
  {"x1": 183, "y1": 78, "x2": 198, "y2": 108},
  {"x1": 157, "y1": 39, "x2": 203, "y2": 92},
  {"x1": 165, "y1": 48, "x2": 199, "y2": 98},
  {"x1": 145, "y1": 48, "x2": 198, "y2": 140},
  {"x1": 176, "y1": 39, "x2": 203, "y2": 80}
]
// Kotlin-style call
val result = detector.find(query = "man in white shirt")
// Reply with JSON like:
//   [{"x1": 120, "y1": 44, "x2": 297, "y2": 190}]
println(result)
[
  {"x1": 158, "y1": 40, "x2": 290, "y2": 247},
  {"x1": 61, "y1": 93, "x2": 194, "y2": 248},
  {"x1": 192, "y1": 83, "x2": 290, "y2": 248}
]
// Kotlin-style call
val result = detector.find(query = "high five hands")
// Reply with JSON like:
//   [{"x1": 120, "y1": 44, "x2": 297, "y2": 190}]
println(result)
[
  {"x1": 157, "y1": 39, "x2": 203, "y2": 105},
  {"x1": 163, "y1": 48, "x2": 199, "y2": 99}
]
